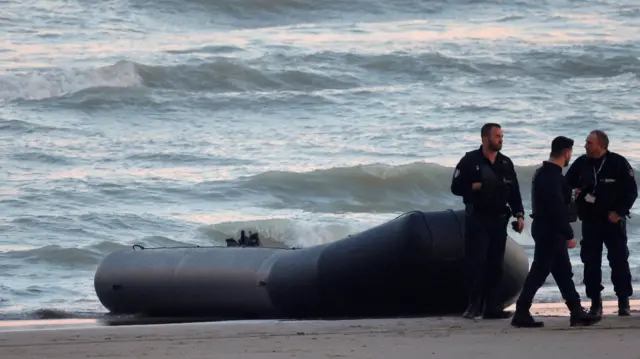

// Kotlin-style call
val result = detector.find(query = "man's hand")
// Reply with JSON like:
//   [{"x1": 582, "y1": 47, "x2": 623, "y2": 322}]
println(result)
[
  {"x1": 567, "y1": 239, "x2": 577, "y2": 248},
  {"x1": 515, "y1": 216, "x2": 525, "y2": 233},
  {"x1": 471, "y1": 182, "x2": 482, "y2": 191},
  {"x1": 511, "y1": 216, "x2": 525, "y2": 233},
  {"x1": 608, "y1": 211, "x2": 622, "y2": 223}
]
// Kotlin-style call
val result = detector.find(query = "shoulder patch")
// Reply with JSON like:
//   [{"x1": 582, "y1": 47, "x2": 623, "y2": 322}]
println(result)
[
  {"x1": 623, "y1": 158, "x2": 635, "y2": 178},
  {"x1": 453, "y1": 168, "x2": 460, "y2": 178}
]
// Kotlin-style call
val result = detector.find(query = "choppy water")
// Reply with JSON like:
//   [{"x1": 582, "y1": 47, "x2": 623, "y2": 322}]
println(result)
[{"x1": 1, "y1": 0, "x2": 639, "y2": 319}]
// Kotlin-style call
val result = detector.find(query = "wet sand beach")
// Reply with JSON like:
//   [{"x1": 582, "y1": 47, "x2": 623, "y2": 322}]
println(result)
[{"x1": 0, "y1": 300, "x2": 638, "y2": 359}]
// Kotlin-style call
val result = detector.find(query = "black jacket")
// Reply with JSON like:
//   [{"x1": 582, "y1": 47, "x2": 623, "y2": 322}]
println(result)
[
  {"x1": 531, "y1": 161, "x2": 574, "y2": 241},
  {"x1": 565, "y1": 151, "x2": 638, "y2": 219},
  {"x1": 451, "y1": 146, "x2": 525, "y2": 218}
]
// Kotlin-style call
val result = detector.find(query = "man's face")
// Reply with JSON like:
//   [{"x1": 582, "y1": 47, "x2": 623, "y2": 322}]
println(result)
[
  {"x1": 584, "y1": 133, "x2": 603, "y2": 158},
  {"x1": 484, "y1": 127, "x2": 503, "y2": 152},
  {"x1": 563, "y1": 148, "x2": 573, "y2": 167}
]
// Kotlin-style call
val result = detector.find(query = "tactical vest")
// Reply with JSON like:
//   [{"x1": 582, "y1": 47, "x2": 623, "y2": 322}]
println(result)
[
  {"x1": 472, "y1": 157, "x2": 511, "y2": 215},
  {"x1": 574, "y1": 154, "x2": 620, "y2": 218}
]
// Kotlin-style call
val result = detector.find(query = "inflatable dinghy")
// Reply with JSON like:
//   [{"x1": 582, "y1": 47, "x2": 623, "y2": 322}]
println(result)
[{"x1": 94, "y1": 209, "x2": 529, "y2": 319}]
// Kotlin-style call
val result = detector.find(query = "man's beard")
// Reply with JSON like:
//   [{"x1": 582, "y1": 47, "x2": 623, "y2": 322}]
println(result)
[{"x1": 489, "y1": 142, "x2": 502, "y2": 151}]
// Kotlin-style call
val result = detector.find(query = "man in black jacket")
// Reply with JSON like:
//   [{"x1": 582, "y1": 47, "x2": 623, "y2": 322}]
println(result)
[
  {"x1": 511, "y1": 136, "x2": 601, "y2": 328},
  {"x1": 565, "y1": 130, "x2": 638, "y2": 316},
  {"x1": 451, "y1": 123, "x2": 525, "y2": 319}
]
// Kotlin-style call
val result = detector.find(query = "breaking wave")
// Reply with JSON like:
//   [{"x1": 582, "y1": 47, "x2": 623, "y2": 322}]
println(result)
[{"x1": 2, "y1": 49, "x2": 638, "y2": 103}]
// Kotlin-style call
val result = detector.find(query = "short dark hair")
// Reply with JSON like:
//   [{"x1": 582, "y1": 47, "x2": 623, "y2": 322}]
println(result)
[
  {"x1": 481, "y1": 123, "x2": 501, "y2": 137},
  {"x1": 550, "y1": 136, "x2": 574, "y2": 157},
  {"x1": 590, "y1": 130, "x2": 609, "y2": 149}
]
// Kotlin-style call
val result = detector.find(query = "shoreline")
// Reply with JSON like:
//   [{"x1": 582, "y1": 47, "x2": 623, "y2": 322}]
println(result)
[
  {"x1": 1, "y1": 300, "x2": 639, "y2": 359},
  {"x1": 1, "y1": 299, "x2": 637, "y2": 330}
]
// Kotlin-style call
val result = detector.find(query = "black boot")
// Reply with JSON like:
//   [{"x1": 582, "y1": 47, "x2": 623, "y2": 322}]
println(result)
[
  {"x1": 618, "y1": 297, "x2": 631, "y2": 316},
  {"x1": 511, "y1": 309, "x2": 544, "y2": 328},
  {"x1": 588, "y1": 296, "x2": 602, "y2": 316},
  {"x1": 463, "y1": 299, "x2": 482, "y2": 319},
  {"x1": 569, "y1": 307, "x2": 601, "y2": 327}
]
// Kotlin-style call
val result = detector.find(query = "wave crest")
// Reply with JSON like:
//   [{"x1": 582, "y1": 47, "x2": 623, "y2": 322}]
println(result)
[
  {"x1": 0, "y1": 61, "x2": 142, "y2": 102},
  {"x1": 5, "y1": 48, "x2": 639, "y2": 104},
  {"x1": 231, "y1": 161, "x2": 639, "y2": 214}
]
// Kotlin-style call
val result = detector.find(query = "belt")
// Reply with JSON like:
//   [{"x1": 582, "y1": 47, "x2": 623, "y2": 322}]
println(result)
[{"x1": 465, "y1": 204, "x2": 509, "y2": 218}]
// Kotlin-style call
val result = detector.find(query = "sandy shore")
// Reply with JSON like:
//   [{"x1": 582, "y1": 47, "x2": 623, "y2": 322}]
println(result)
[{"x1": 0, "y1": 300, "x2": 639, "y2": 359}]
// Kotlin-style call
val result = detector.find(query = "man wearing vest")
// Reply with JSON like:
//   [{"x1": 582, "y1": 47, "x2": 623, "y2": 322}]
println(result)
[
  {"x1": 451, "y1": 123, "x2": 525, "y2": 319},
  {"x1": 565, "y1": 130, "x2": 638, "y2": 316}
]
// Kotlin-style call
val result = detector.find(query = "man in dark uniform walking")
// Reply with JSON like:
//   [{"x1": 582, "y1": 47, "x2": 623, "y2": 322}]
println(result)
[
  {"x1": 565, "y1": 130, "x2": 638, "y2": 316},
  {"x1": 451, "y1": 123, "x2": 525, "y2": 319},
  {"x1": 511, "y1": 136, "x2": 601, "y2": 328}
]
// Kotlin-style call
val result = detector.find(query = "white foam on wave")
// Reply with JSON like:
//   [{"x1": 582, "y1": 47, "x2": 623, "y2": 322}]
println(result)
[{"x1": 0, "y1": 61, "x2": 143, "y2": 102}]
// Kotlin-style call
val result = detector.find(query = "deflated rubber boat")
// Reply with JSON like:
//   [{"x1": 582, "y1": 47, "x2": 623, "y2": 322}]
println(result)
[{"x1": 94, "y1": 209, "x2": 529, "y2": 319}]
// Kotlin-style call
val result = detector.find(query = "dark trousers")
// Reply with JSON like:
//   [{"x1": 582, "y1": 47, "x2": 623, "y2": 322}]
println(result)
[
  {"x1": 515, "y1": 220, "x2": 581, "y2": 312},
  {"x1": 580, "y1": 216, "x2": 632, "y2": 299},
  {"x1": 464, "y1": 213, "x2": 509, "y2": 309}
]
